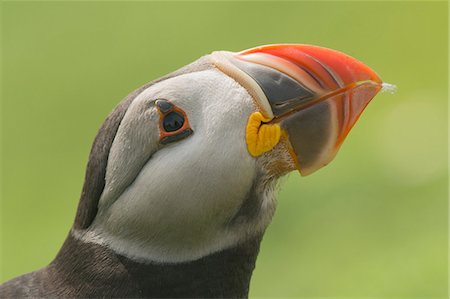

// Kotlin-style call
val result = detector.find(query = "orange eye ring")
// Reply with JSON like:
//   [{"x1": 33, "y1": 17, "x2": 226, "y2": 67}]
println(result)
[{"x1": 155, "y1": 99, "x2": 193, "y2": 144}]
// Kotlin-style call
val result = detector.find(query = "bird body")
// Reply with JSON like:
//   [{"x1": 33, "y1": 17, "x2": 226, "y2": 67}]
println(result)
[
  {"x1": 0, "y1": 44, "x2": 383, "y2": 298},
  {"x1": 1, "y1": 234, "x2": 261, "y2": 298}
]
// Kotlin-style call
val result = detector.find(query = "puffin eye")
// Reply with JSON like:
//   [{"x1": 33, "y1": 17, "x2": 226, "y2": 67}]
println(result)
[
  {"x1": 155, "y1": 99, "x2": 193, "y2": 145},
  {"x1": 163, "y1": 112, "x2": 185, "y2": 132}
]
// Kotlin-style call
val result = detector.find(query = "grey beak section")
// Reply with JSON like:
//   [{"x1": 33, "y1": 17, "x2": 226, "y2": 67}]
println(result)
[
  {"x1": 280, "y1": 98, "x2": 334, "y2": 174},
  {"x1": 227, "y1": 57, "x2": 335, "y2": 175},
  {"x1": 229, "y1": 59, "x2": 317, "y2": 117}
]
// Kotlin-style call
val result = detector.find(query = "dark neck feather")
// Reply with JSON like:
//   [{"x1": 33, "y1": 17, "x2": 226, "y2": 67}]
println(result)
[{"x1": 50, "y1": 233, "x2": 262, "y2": 298}]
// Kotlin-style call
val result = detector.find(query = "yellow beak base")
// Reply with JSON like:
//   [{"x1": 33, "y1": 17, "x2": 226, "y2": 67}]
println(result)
[{"x1": 246, "y1": 112, "x2": 281, "y2": 157}]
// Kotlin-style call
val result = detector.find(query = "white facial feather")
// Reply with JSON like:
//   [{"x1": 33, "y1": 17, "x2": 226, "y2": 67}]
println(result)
[{"x1": 74, "y1": 69, "x2": 280, "y2": 263}]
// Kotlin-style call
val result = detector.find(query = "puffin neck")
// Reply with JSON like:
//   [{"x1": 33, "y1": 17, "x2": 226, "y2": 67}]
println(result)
[{"x1": 52, "y1": 232, "x2": 263, "y2": 298}]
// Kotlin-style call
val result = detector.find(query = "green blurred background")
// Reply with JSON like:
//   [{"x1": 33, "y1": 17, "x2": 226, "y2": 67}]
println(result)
[{"x1": 1, "y1": 1, "x2": 448, "y2": 298}]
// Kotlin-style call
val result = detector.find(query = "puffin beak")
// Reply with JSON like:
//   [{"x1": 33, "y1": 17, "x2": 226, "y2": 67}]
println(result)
[{"x1": 212, "y1": 44, "x2": 382, "y2": 176}]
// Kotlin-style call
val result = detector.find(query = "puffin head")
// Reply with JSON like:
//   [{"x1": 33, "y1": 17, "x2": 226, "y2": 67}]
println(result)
[{"x1": 72, "y1": 44, "x2": 382, "y2": 263}]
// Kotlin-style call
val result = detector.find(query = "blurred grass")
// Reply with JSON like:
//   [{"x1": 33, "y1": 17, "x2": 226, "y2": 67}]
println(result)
[{"x1": 0, "y1": 1, "x2": 448, "y2": 298}]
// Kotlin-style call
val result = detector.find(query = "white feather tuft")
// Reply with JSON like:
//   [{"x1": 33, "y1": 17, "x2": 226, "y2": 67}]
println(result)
[{"x1": 381, "y1": 82, "x2": 397, "y2": 94}]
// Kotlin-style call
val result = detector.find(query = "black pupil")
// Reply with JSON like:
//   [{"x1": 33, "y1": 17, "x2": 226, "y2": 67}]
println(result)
[{"x1": 163, "y1": 112, "x2": 185, "y2": 132}]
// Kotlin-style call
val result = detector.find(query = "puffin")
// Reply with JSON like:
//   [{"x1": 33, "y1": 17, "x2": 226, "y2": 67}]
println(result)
[{"x1": 0, "y1": 44, "x2": 383, "y2": 298}]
